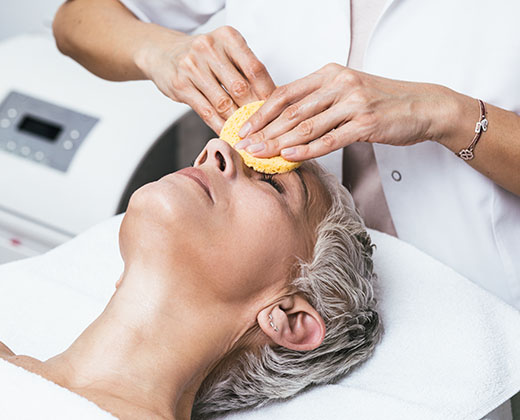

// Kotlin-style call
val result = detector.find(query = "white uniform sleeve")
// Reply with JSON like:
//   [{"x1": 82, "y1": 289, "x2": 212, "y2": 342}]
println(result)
[{"x1": 118, "y1": 0, "x2": 225, "y2": 32}]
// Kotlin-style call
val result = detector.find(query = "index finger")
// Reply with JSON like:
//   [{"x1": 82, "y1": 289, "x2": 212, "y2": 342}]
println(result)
[{"x1": 238, "y1": 75, "x2": 322, "y2": 138}]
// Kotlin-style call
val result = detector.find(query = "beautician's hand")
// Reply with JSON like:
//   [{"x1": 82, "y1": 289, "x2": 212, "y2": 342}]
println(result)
[
  {"x1": 137, "y1": 26, "x2": 276, "y2": 133},
  {"x1": 235, "y1": 63, "x2": 448, "y2": 160},
  {"x1": 54, "y1": 2, "x2": 274, "y2": 133},
  {"x1": 236, "y1": 63, "x2": 520, "y2": 195}
]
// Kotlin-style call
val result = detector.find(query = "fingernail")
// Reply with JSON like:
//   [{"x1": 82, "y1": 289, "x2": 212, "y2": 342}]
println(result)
[
  {"x1": 246, "y1": 143, "x2": 265, "y2": 154},
  {"x1": 239, "y1": 122, "x2": 252, "y2": 138},
  {"x1": 281, "y1": 147, "x2": 296, "y2": 157},
  {"x1": 235, "y1": 138, "x2": 251, "y2": 150}
]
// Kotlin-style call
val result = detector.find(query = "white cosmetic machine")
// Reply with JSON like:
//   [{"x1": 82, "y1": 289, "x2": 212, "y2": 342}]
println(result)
[{"x1": 0, "y1": 34, "x2": 214, "y2": 263}]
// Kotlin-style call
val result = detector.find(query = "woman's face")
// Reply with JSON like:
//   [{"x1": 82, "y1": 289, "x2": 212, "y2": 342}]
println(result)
[{"x1": 120, "y1": 139, "x2": 330, "y2": 307}]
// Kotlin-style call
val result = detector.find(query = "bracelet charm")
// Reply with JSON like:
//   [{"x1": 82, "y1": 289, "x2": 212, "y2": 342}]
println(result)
[
  {"x1": 458, "y1": 148, "x2": 474, "y2": 161},
  {"x1": 476, "y1": 118, "x2": 488, "y2": 133},
  {"x1": 456, "y1": 99, "x2": 488, "y2": 161}
]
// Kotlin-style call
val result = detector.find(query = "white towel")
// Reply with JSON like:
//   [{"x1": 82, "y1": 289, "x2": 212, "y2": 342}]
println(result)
[
  {"x1": 0, "y1": 216, "x2": 519, "y2": 419},
  {"x1": 220, "y1": 230, "x2": 520, "y2": 420},
  {"x1": 0, "y1": 358, "x2": 115, "y2": 419}
]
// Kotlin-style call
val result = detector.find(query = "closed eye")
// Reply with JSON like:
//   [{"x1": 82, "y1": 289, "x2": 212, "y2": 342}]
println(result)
[{"x1": 260, "y1": 173, "x2": 284, "y2": 193}]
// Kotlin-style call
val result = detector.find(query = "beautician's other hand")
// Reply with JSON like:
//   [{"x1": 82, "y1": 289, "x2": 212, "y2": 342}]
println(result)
[
  {"x1": 136, "y1": 26, "x2": 276, "y2": 134},
  {"x1": 235, "y1": 63, "x2": 451, "y2": 160}
]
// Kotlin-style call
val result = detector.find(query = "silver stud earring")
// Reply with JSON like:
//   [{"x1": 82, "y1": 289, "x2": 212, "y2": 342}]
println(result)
[{"x1": 268, "y1": 313, "x2": 279, "y2": 332}]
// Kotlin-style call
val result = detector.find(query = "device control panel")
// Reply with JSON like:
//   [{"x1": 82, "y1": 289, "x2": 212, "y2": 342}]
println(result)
[{"x1": 0, "y1": 91, "x2": 99, "y2": 172}]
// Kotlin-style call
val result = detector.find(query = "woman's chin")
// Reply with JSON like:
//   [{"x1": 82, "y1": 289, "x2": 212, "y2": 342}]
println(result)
[
  {"x1": 123, "y1": 181, "x2": 214, "y2": 262},
  {"x1": 128, "y1": 177, "x2": 203, "y2": 222}
]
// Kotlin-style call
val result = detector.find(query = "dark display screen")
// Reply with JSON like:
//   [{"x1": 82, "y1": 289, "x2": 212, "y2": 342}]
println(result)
[{"x1": 17, "y1": 115, "x2": 63, "y2": 142}]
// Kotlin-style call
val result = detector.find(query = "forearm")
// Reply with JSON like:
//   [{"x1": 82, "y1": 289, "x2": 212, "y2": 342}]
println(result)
[
  {"x1": 54, "y1": 2, "x2": 277, "y2": 133},
  {"x1": 430, "y1": 88, "x2": 520, "y2": 196},
  {"x1": 53, "y1": 0, "x2": 186, "y2": 81}
]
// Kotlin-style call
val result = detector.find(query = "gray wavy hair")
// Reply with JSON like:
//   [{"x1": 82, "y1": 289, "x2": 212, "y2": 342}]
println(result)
[{"x1": 193, "y1": 161, "x2": 382, "y2": 418}]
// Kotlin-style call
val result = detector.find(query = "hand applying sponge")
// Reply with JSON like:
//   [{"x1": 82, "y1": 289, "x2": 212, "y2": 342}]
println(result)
[{"x1": 220, "y1": 101, "x2": 301, "y2": 174}]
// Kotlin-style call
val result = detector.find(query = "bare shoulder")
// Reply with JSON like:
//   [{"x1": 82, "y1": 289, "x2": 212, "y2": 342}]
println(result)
[
  {"x1": 0, "y1": 341, "x2": 15, "y2": 359},
  {"x1": 0, "y1": 343, "x2": 50, "y2": 379}
]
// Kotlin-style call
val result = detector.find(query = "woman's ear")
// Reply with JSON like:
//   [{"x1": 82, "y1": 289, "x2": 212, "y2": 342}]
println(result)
[{"x1": 257, "y1": 294, "x2": 326, "y2": 351}]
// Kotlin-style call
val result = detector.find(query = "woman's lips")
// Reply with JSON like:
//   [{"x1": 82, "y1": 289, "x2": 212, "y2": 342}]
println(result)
[{"x1": 176, "y1": 167, "x2": 214, "y2": 203}]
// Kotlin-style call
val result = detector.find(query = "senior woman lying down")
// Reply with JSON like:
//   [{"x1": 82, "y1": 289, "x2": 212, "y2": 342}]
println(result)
[{"x1": 0, "y1": 139, "x2": 381, "y2": 420}]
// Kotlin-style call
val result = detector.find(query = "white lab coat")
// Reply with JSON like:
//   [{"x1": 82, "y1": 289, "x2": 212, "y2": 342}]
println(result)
[{"x1": 120, "y1": 0, "x2": 520, "y2": 309}]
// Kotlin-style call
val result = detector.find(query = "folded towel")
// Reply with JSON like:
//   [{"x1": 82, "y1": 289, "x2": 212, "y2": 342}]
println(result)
[{"x1": 0, "y1": 216, "x2": 519, "y2": 419}]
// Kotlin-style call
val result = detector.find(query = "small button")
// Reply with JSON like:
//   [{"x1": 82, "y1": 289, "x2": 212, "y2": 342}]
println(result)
[
  {"x1": 70, "y1": 129, "x2": 80, "y2": 140},
  {"x1": 6, "y1": 141, "x2": 16, "y2": 151},
  {"x1": 21, "y1": 146, "x2": 31, "y2": 156},
  {"x1": 391, "y1": 170, "x2": 402, "y2": 182},
  {"x1": 7, "y1": 108, "x2": 18, "y2": 119},
  {"x1": 0, "y1": 118, "x2": 10, "y2": 128},
  {"x1": 34, "y1": 151, "x2": 45, "y2": 161},
  {"x1": 63, "y1": 140, "x2": 74, "y2": 150}
]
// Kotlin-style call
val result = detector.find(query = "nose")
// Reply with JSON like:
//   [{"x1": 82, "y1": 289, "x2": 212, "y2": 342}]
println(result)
[{"x1": 194, "y1": 138, "x2": 241, "y2": 179}]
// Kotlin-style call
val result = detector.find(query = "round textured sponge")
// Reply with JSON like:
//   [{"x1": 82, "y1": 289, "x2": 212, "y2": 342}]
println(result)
[{"x1": 220, "y1": 101, "x2": 301, "y2": 174}]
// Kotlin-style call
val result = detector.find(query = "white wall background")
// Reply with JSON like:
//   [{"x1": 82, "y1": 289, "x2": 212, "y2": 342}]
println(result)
[{"x1": 0, "y1": 0, "x2": 64, "y2": 41}]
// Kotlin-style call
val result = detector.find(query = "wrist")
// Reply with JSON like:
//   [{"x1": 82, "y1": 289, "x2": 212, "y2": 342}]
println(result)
[
  {"x1": 428, "y1": 86, "x2": 476, "y2": 152},
  {"x1": 133, "y1": 24, "x2": 188, "y2": 80}
]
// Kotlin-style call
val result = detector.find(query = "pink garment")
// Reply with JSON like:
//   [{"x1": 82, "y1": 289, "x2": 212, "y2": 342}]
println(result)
[
  {"x1": 348, "y1": 0, "x2": 387, "y2": 71},
  {"x1": 343, "y1": 0, "x2": 397, "y2": 236}
]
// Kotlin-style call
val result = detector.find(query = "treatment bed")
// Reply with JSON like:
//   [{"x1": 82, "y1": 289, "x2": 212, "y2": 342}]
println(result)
[{"x1": 0, "y1": 215, "x2": 519, "y2": 419}]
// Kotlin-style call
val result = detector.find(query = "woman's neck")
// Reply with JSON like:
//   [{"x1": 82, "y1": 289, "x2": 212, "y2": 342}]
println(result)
[{"x1": 43, "y1": 265, "x2": 252, "y2": 420}]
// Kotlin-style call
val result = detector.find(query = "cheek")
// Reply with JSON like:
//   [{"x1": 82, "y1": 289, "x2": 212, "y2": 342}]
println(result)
[
  {"x1": 178, "y1": 189, "x2": 298, "y2": 303},
  {"x1": 236, "y1": 191, "x2": 294, "y2": 244},
  {"x1": 221, "y1": 193, "x2": 299, "y2": 290}
]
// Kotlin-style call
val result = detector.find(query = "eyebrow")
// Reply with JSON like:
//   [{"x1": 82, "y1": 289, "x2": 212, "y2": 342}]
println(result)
[{"x1": 294, "y1": 168, "x2": 309, "y2": 212}]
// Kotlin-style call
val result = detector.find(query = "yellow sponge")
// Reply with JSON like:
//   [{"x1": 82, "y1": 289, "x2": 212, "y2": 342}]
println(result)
[{"x1": 220, "y1": 100, "x2": 301, "y2": 174}]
